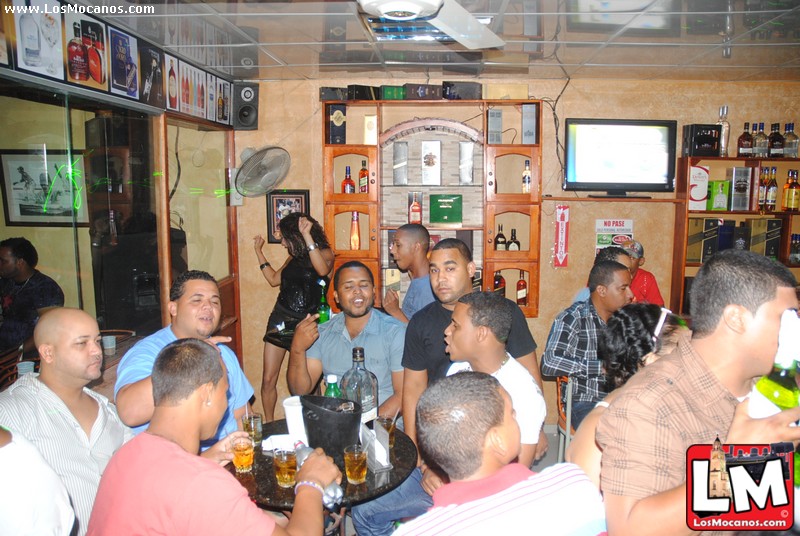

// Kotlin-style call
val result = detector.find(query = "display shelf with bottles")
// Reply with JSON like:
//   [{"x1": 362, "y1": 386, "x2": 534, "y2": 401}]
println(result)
[
  {"x1": 484, "y1": 261, "x2": 539, "y2": 317},
  {"x1": 321, "y1": 98, "x2": 542, "y2": 317},
  {"x1": 671, "y1": 156, "x2": 800, "y2": 314}
]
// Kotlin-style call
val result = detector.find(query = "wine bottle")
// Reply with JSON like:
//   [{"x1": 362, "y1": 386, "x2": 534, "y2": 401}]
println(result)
[
  {"x1": 340, "y1": 347, "x2": 379, "y2": 424},
  {"x1": 737, "y1": 122, "x2": 753, "y2": 157},
  {"x1": 516, "y1": 270, "x2": 528, "y2": 306},
  {"x1": 716, "y1": 105, "x2": 730, "y2": 157},
  {"x1": 507, "y1": 229, "x2": 521, "y2": 251},
  {"x1": 522, "y1": 159, "x2": 532, "y2": 194},
  {"x1": 358, "y1": 160, "x2": 369, "y2": 193},
  {"x1": 494, "y1": 224, "x2": 507, "y2": 251},
  {"x1": 350, "y1": 211, "x2": 360, "y2": 250},
  {"x1": 768, "y1": 123, "x2": 785, "y2": 158},
  {"x1": 341, "y1": 165, "x2": 355, "y2": 194},
  {"x1": 493, "y1": 270, "x2": 506, "y2": 297}
]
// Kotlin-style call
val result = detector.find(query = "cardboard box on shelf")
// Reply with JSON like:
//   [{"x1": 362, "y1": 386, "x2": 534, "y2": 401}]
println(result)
[
  {"x1": 707, "y1": 180, "x2": 730, "y2": 211},
  {"x1": 727, "y1": 167, "x2": 753, "y2": 211},
  {"x1": 747, "y1": 218, "x2": 782, "y2": 259},
  {"x1": 687, "y1": 217, "x2": 719, "y2": 263},
  {"x1": 429, "y1": 194, "x2": 463, "y2": 226},
  {"x1": 420, "y1": 141, "x2": 441, "y2": 185},
  {"x1": 689, "y1": 165, "x2": 710, "y2": 211}
]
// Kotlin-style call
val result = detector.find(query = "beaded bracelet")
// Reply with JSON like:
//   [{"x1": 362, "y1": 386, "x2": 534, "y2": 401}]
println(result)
[{"x1": 294, "y1": 480, "x2": 324, "y2": 496}]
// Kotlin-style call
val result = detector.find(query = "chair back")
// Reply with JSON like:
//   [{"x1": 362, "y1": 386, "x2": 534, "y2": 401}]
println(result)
[{"x1": 0, "y1": 345, "x2": 23, "y2": 391}]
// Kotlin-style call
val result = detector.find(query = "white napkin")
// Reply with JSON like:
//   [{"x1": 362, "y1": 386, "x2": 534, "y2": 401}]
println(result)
[{"x1": 262, "y1": 434, "x2": 296, "y2": 453}]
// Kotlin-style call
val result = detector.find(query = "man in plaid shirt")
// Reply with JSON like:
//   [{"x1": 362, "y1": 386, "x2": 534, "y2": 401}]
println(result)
[{"x1": 541, "y1": 260, "x2": 633, "y2": 428}]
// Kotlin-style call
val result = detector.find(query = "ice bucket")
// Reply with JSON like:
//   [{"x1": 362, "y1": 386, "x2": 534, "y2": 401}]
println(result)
[{"x1": 300, "y1": 395, "x2": 362, "y2": 463}]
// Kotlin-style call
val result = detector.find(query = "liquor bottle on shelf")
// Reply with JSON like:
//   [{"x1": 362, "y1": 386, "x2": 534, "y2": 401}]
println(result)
[
  {"x1": 716, "y1": 105, "x2": 730, "y2": 157},
  {"x1": 765, "y1": 166, "x2": 778, "y2": 212},
  {"x1": 317, "y1": 279, "x2": 330, "y2": 323},
  {"x1": 340, "y1": 347, "x2": 379, "y2": 424},
  {"x1": 408, "y1": 192, "x2": 422, "y2": 224},
  {"x1": 358, "y1": 160, "x2": 369, "y2": 193},
  {"x1": 341, "y1": 165, "x2": 355, "y2": 194},
  {"x1": 768, "y1": 123, "x2": 785, "y2": 158},
  {"x1": 782, "y1": 171, "x2": 792, "y2": 210},
  {"x1": 493, "y1": 271, "x2": 506, "y2": 297},
  {"x1": 168, "y1": 61, "x2": 178, "y2": 109},
  {"x1": 522, "y1": 160, "x2": 532, "y2": 194},
  {"x1": 507, "y1": 229, "x2": 521, "y2": 251},
  {"x1": 784, "y1": 123, "x2": 799, "y2": 158},
  {"x1": 516, "y1": 270, "x2": 528, "y2": 306},
  {"x1": 786, "y1": 170, "x2": 800, "y2": 212},
  {"x1": 494, "y1": 224, "x2": 507, "y2": 251},
  {"x1": 736, "y1": 122, "x2": 753, "y2": 157},
  {"x1": 349, "y1": 211, "x2": 360, "y2": 250},
  {"x1": 20, "y1": 0, "x2": 41, "y2": 67},
  {"x1": 757, "y1": 166, "x2": 768, "y2": 211},
  {"x1": 67, "y1": 22, "x2": 88, "y2": 81},
  {"x1": 753, "y1": 122, "x2": 769, "y2": 157}
]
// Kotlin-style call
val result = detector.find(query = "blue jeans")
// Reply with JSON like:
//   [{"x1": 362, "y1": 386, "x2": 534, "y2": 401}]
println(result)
[
  {"x1": 571, "y1": 401, "x2": 596, "y2": 430},
  {"x1": 351, "y1": 467, "x2": 433, "y2": 536}
]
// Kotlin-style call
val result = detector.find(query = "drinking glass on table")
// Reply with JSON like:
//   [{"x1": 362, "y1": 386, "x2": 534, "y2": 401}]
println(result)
[
  {"x1": 376, "y1": 416, "x2": 396, "y2": 449},
  {"x1": 344, "y1": 444, "x2": 367, "y2": 485},
  {"x1": 242, "y1": 412, "x2": 263, "y2": 443},
  {"x1": 274, "y1": 449, "x2": 297, "y2": 488},
  {"x1": 232, "y1": 437, "x2": 254, "y2": 474}
]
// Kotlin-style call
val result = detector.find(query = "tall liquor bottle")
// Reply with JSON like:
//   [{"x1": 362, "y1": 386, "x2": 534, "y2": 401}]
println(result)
[
  {"x1": 765, "y1": 166, "x2": 779, "y2": 212},
  {"x1": 516, "y1": 270, "x2": 527, "y2": 306},
  {"x1": 716, "y1": 105, "x2": 730, "y2": 157},
  {"x1": 168, "y1": 60, "x2": 178, "y2": 109},
  {"x1": 67, "y1": 22, "x2": 88, "y2": 81},
  {"x1": 349, "y1": 211, "x2": 360, "y2": 250},
  {"x1": 341, "y1": 165, "x2": 355, "y2": 194},
  {"x1": 493, "y1": 271, "x2": 506, "y2": 297},
  {"x1": 784, "y1": 123, "x2": 799, "y2": 158},
  {"x1": 507, "y1": 229, "x2": 521, "y2": 251},
  {"x1": 20, "y1": 0, "x2": 41, "y2": 67},
  {"x1": 768, "y1": 123, "x2": 785, "y2": 158},
  {"x1": 358, "y1": 160, "x2": 369, "y2": 193},
  {"x1": 340, "y1": 347, "x2": 379, "y2": 424},
  {"x1": 494, "y1": 224, "x2": 507, "y2": 250},
  {"x1": 408, "y1": 192, "x2": 422, "y2": 224},
  {"x1": 785, "y1": 170, "x2": 800, "y2": 212},
  {"x1": 753, "y1": 122, "x2": 769, "y2": 157},
  {"x1": 522, "y1": 160, "x2": 532, "y2": 194},
  {"x1": 757, "y1": 167, "x2": 769, "y2": 210},
  {"x1": 736, "y1": 122, "x2": 753, "y2": 157},
  {"x1": 317, "y1": 279, "x2": 331, "y2": 323}
]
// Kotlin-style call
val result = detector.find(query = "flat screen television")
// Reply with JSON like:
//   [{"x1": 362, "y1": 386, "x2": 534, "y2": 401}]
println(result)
[{"x1": 563, "y1": 118, "x2": 678, "y2": 197}]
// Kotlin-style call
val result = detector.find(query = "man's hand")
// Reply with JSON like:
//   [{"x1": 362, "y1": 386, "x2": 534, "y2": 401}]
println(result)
[
  {"x1": 201, "y1": 430, "x2": 250, "y2": 466},
  {"x1": 534, "y1": 429, "x2": 549, "y2": 462},
  {"x1": 420, "y1": 464, "x2": 446, "y2": 496},
  {"x1": 727, "y1": 399, "x2": 800, "y2": 445},
  {"x1": 296, "y1": 448, "x2": 342, "y2": 488},
  {"x1": 383, "y1": 289, "x2": 401, "y2": 315},
  {"x1": 291, "y1": 314, "x2": 320, "y2": 352}
]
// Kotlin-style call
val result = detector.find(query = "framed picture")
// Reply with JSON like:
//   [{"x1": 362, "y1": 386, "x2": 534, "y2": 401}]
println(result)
[
  {"x1": 266, "y1": 189, "x2": 309, "y2": 243},
  {"x1": 0, "y1": 150, "x2": 88, "y2": 226},
  {"x1": 566, "y1": 0, "x2": 681, "y2": 37}
]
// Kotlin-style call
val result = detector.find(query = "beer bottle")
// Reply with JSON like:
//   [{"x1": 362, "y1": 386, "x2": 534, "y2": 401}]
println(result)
[{"x1": 317, "y1": 279, "x2": 331, "y2": 323}]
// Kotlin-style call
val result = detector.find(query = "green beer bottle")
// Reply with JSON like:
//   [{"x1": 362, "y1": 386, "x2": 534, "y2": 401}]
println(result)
[{"x1": 317, "y1": 279, "x2": 331, "y2": 323}]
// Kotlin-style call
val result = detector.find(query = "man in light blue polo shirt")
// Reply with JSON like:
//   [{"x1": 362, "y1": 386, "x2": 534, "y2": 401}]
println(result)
[
  {"x1": 288, "y1": 261, "x2": 405, "y2": 418},
  {"x1": 114, "y1": 270, "x2": 253, "y2": 451}
]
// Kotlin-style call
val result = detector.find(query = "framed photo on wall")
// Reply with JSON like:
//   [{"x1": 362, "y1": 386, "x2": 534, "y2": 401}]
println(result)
[
  {"x1": 266, "y1": 189, "x2": 309, "y2": 243},
  {"x1": 0, "y1": 150, "x2": 88, "y2": 226}
]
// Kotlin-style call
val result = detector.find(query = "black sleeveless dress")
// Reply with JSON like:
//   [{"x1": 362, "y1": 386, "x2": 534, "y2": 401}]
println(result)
[{"x1": 264, "y1": 256, "x2": 327, "y2": 347}]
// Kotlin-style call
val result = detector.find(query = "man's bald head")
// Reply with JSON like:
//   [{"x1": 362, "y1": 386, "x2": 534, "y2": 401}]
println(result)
[
  {"x1": 35, "y1": 308, "x2": 103, "y2": 386},
  {"x1": 34, "y1": 307, "x2": 95, "y2": 347}
]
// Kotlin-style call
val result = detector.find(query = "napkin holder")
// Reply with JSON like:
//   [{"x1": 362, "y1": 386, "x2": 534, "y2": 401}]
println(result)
[{"x1": 360, "y1": 424, "x2": 393, "y2": 473}]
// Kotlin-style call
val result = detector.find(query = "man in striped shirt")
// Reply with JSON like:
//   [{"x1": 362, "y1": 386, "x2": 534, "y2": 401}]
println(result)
[
  {"x1": 394, "y1": 372, "x2": 606, "y2": 536},
  {"x1": 0, "y1": 308, "x2": 132, "y2": 536}
]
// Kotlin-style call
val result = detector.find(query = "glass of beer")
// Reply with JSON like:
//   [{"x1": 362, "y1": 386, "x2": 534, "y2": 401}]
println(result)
[
  {"x1": 344, "y1": 444, "x2": 367, "y2": 485},
  {"x1": 242, "y1": 413, "x2": 263, "y2": 444},
  {"x1": 273, "y1": 449, "x2": 297, "y2": 488},
  {"x1": 376, "y1": 416, "x2": 396, "y2": 449},
  {"x1": 232, "y1": 437, "x2": 254, "y2": 474}
]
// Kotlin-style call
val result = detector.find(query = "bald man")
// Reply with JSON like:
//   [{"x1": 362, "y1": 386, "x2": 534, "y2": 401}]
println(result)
[{"x1": 0, "y1": 308, "x2": 132, "y2": 536}]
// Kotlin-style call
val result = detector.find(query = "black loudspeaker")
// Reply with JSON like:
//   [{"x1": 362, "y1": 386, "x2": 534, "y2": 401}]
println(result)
[{"x1": 232, "y1": 83, "x2": 259, "y2": 131}]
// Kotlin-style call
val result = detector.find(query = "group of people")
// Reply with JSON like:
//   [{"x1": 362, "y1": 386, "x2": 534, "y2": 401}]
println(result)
[{"x1": 2, "y1": 214, "x2": 800, "y2": 536}]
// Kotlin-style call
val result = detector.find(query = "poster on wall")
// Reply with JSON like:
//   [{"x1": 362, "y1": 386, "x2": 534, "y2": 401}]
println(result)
[
  {"x1": 12, "y1": 0, "x2": 64, "y2": 80},
  {"x1": 63, "y1": 12, "x2": 107, "y2": 91},
  {"x1": 0, "y1": 150, "x2": 88, "y2": 226},
  {"x1": 178, "y1": 60, "x2": 206, "y2": 119},
  {"x1": 595, "y1": 218, "x2": 633, "y2": 254},
  {"x1": 216, "y1": 78, "x2": 230, "y2": 125},
  {"x1": 109, "y1": 27, "x2": 139, "y2": 99},
  {"x1": 206, "y1": 72, "x2": 216, "y2": 122},
  {"x1": 164, "y1": 53, "x2": 178, "y2": 111},
  {"x1": 138, "y1": 44, "x2": 164, "y2": 108},
  {"x1": 0, "y1": 3, "x2": 9, "y2": 67}
]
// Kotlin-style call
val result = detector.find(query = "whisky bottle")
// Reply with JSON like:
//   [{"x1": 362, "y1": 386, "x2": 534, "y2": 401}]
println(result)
[
  {"x1": 716, "y1": 105, "x2": 730, "y2": 157},
  {"x1": 67, "y1": 22, "x2": 88, "y2": 81},
  {"x1": 493, "y1": 271, "x2": 506, "y2": 297},
  {"x1": 507, "y1": 229, "x2": 521, "y2": 251},
  {"x1": 784, "y1": 123, "x2": 799, "y2": 158},
  {"x1": 408, "y1": 193, "x2": 422, "y2": 224},
  {"x1": 753, "y1": 122, "x2": 769, "y2": 157},
  {"x1": 516, "y1": 270, "x2": 528, "y2": 306},
  {"x1": 768, "y1": 123, "x2": 785, "y2": 158},
  {"x1": 757, "y1": 167, "x2": 768, "y2": 210},
  {"x1": 20, "y1": 0, "x2": 41, "y2": 67},
  {"x1": 340, "y1": 347, "x2": 379, "y2": 424},
  {"x1": 341, "y1": 165, "x2": 355, "y2": 194},
  {"x1": 786, "y1": 170, "x2": 800, "y2": 212},
  {"x1": 736, "y1": 122, "x2": 753, "y2": 157},
  {"x1": 766, "y1": 166, "x2": 779, "y2": 212},
  {"x1": 168, "y1": 61, "x2": 178, "y2": 109},
  {"x1": 350, "y1": 211, "x2": 360, "y2": 250},
  {"x1": 494, "y1": 224, "x2": 507, "y2": 251},
  {"x1": 522, "y1": 159, "x2": 531, "y2": 194},
  {"x1": 358, "y1": 160, "x2": 369, "y2": 193},
  {"x1": 782, "y1": 171, "x2": 792, "y2": 211}
]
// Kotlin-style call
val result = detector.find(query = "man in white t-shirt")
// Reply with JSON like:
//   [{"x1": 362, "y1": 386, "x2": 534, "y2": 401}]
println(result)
[{"x1": 445, "y1": 291, "x2": 545, "y2": 467}]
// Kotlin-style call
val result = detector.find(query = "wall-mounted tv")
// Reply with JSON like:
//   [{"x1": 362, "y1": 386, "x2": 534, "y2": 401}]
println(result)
[{"x1": 563, "y1": 118, "x2": 678, "y2": 197}]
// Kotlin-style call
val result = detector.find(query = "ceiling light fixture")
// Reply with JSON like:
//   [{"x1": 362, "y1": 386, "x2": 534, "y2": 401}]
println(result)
[{"x1": 357, "y1": 0, "x2": 443, "y2": 21}]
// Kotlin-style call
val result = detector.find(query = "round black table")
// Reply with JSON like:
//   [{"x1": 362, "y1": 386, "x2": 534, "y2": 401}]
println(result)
[{"x1": 232, "y1": 419, "x2": 417, "y2": 510}]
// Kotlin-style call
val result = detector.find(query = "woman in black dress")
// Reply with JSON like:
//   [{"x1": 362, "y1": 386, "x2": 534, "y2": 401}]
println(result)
[{"x1": 254, "y1": 213, "x2": 333, "y2": 419}]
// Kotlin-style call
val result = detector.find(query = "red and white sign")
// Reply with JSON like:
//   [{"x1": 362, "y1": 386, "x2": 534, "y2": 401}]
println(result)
[{"x1": 554, "y1": 205, "x2": 569, "y2": 268}]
